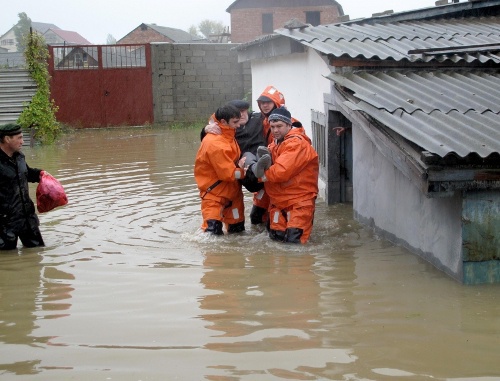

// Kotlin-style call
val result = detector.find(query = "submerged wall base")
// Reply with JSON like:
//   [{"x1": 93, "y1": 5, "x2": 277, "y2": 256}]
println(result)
[
  {"x1": 463, "y1": 261, "x2": 500, "y2": 285},
  {"x1": 351, "y1": 125, "x2": 500, "y2": 285}
]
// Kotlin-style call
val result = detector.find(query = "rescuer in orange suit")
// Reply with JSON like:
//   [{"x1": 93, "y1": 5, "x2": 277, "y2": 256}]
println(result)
[
  {"x1": 201, "y1": 85, "x2": 304, "y2": 227},
  {"x1": 194, "y1": 104, "x2": 246, "y2": 235},
  {"x1": 247, "y1": 85, "x2": 286, "y2": 225},
  {"x1": 252, "y1": 107, "x2": 319, "y2": 244}
]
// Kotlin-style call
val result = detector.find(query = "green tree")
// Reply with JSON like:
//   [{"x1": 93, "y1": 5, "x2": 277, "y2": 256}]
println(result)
[
  {"x1": 13, "y1": 12, "x2": 32, "y2": 52},
  {"x1": 198, "y1": 19, "x2": 226, "y2": 40},
  {"x1": 18, "y1": 31, "x2": 60, "y2": 144}
]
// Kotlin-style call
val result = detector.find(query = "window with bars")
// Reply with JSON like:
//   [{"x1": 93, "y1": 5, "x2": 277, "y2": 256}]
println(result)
[{"x1": 312, "y1": 121, "x2": 327, "y2": 168}]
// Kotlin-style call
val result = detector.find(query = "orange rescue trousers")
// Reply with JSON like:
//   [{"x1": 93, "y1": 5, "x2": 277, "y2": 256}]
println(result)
[
  {"x1": 251, "y1": 189, "x2": 270, "y2": 224},
  {"x1": 201, "y1": 192, "x2": 245, "y2": 233},
  {"x1": 268, "y1": 198, "x2": 316, "y2": 244}
]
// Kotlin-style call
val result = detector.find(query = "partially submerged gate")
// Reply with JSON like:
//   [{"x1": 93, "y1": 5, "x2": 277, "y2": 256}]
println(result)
[{"x1": 48, "y1": 44, "x2": 153, "y2": 128}]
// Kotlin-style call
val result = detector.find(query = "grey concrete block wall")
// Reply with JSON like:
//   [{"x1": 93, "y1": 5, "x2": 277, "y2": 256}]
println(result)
[{"x1": 151, "y1": 43, "x2": 251, "y2": 124}]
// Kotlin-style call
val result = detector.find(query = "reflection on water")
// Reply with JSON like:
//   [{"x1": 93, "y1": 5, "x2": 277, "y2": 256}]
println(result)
[{"x1": 0, "y1": 127, "x2": 499, "y2": 380}]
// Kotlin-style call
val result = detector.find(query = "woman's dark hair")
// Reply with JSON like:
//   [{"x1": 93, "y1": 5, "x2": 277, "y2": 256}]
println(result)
[{"x1": 215, "y1": 104, "x2": 241, "y2": 122}]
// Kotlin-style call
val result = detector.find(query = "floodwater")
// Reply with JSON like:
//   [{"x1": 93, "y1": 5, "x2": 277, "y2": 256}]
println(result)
[{"x1": 0, "y1": 127, "x2": 499, "y2": 381}]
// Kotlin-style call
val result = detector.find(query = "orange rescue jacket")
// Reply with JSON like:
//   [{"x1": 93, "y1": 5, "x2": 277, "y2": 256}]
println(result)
[
  {"x1": 263, "y1": 127, "x2": 319, "y2": 210},
  {"x1": 194, "y1": 119, "x2": 244, "y2": 201}
]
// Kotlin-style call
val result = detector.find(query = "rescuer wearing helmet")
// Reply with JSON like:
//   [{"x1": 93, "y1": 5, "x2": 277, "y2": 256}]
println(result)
[{"x1": 201, "y1": 85, "x2": 302, "y2": 227}]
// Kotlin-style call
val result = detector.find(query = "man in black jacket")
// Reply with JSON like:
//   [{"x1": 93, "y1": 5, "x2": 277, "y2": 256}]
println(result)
[
  {"x1": 0, "y1": 123, "x2": 44, "y2": 250},
  {"x1": 201, "y1": 99, "x2": 266, "y2": 189}
]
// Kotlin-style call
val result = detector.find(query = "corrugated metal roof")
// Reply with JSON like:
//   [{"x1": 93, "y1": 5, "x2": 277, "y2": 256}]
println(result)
[
  {"x1": 276, "y1": 16, "x2": 500, "y2": 63},
  {"x1": 329, "y1": 70, "x2": 500, "y2": 159}
]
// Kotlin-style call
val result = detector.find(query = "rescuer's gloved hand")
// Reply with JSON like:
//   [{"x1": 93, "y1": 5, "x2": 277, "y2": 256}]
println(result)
[
  {"x1": 241, "y1": 152, "x2": 257, "y2": 168},
  {"x1": 253, "y1": 154, "x2": 271, "y2": 178},
  {"x1": 256, "y1": 146, "x2": 270, "y2": 160}
]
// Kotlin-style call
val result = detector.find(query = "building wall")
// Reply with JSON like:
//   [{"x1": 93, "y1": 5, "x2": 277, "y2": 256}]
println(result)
[
  {"x1": 0, "y1": 52, "x2": 25, "y2": 67},
  {"x1": 151, "y1": 43, "x2": 251, "y2": 123},
  {"x1": 0, "y1": 29, "x2": 17, "y2": 53},
  {"x1": 352, "y1": 124, "x2": 464, "y2": 281},
  {"x1": 119, "y1": 27, "x2": 174, "y2": 44},
  {"x1": 461, "y1": 191, "x2": 500, "y2": 283},
  {"x1": 250, "y1": 47, "x2": 331, "y2": 199},
  {"x1": 250, "y1": 47, "x2": 330, "y2": 137},
  {"x1": 231, "y1": 6, "x2": 341, "y2": 43}
]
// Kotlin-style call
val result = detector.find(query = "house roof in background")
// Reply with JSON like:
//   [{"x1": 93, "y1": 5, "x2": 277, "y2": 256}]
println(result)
[
  {"x1": 32, "y1": 22, "x2": 60, "y2": 34},
  {"x1": 276, "y1": 15, "x2": 500, "y2": 64},
  {"x1": 0, "y1": 22, "x2": 60, "y2": 39},
  {"x1": 44, "y1": 29, "x2": 92, "y2": 45},
  {"x1": 329, "y1": 69, "x2": 500, "y2": 160},
  {"x1": 146, "y1": 24, "x2": 198, "y2": 42}
]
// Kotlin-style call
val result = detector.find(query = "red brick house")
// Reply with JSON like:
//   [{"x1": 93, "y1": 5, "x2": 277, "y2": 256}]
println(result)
[
  {"x1": 227, "y1": 0, "x2": 344, "y2": 43},
  {"x1": 118, "y1": 23, "x2": 200, "y2": 44}
]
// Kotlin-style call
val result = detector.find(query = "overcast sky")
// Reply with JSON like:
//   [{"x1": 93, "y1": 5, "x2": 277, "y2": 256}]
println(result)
[{"x1": 2, "y1": 0, "x2": 437, "y2": 44}]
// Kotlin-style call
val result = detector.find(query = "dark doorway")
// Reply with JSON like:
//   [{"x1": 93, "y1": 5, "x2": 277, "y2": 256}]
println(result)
[{"x1": 327, "y1": 110, "x2": 353, "y2": 204}]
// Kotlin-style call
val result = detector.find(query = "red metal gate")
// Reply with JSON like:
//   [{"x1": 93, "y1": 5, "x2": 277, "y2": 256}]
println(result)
[{"x1": 48, "y1": 44, "x2": 153, "y2": 128}]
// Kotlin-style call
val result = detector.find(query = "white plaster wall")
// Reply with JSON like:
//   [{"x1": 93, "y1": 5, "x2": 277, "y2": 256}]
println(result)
[
  {"x1": 250, "y1": 47, "x2": 330, "y2": 138},
  {"x1": 352, "y1": 125, "x2": 464, "y2": 280},
  {"x1": 0, "y1": 29, "x2": 17, "y2": 53}
]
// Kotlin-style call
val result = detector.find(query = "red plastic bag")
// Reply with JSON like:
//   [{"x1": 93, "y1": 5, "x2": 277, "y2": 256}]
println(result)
[{"x1": 36, "y1": 171, "x2": 68, "y2": 213}]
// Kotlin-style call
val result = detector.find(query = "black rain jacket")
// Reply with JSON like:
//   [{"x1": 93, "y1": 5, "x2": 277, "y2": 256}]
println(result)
[{"x1": 0, "y1": 149, "x2": 41, "y2": 235}]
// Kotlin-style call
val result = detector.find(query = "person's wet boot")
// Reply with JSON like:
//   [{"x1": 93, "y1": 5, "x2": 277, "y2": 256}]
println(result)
[
  {"x1": 205, "y1": 219, "x2": 223, "y2": 235},
  {"x1": 250, "y1": 205, "x2": 267, "y2": 225},
  {"x1": 269, "y1": 229, "x2": 286, "y2": 242},
  {"x1": 0, "y1": 231, "x2": 18, "y2": 251},
  {"x1": 284, "y1": 228, "x2": 303, "y2": 244},
  {"x1": 227, "y1": 221, "x2": 245, "y2": 234}
]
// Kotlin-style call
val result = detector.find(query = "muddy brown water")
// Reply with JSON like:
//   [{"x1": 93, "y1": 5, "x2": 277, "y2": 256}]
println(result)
[{"x1": 0, "y1": 127, "x2": 499, "y2": 381}]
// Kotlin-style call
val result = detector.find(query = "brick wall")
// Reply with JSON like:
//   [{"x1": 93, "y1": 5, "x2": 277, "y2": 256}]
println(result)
[
  {"x1": 231, "y1": 6, "x2": 341, "y2": 43},
  {"x1": 151, "y1": 43, "x2": 252, "y2": 124}
]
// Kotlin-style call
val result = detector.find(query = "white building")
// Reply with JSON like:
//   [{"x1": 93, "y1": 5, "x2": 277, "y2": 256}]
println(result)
[{"x1": 236, "y1": 1, "x2": 500, "y2": 284}]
